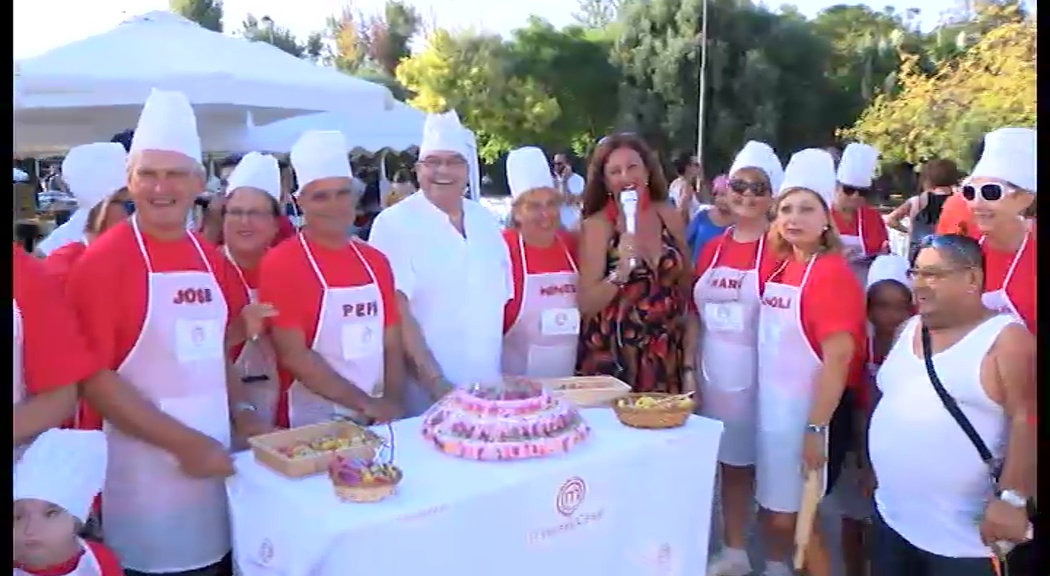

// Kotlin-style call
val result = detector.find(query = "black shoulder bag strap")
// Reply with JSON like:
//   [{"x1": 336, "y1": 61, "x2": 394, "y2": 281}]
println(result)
[{"x1": 920, "y1": 325, "x2": 1000, "y2": 481}]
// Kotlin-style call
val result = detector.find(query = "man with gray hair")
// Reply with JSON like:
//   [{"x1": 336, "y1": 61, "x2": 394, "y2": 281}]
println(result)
[{"x1": 66, "y1": 88, "x2": 272, "y2": 576}]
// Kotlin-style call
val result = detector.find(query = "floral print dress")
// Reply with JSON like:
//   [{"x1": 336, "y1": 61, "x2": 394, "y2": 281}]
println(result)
[{"x1": 577, "y1": 221, "x2": 688, "y2": 393}]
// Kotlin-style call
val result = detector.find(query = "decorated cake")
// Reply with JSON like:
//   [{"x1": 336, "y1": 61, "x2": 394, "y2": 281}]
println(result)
[{"x1": 420, "y1": 376, "x2": 591, "y2": 461}]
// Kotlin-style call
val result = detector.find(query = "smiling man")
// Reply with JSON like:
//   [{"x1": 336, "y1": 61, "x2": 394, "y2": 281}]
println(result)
[
  {"x1": 65, "y1": 89, "x2": 268, "y2": 576},
  {"x1": 369, "y1": 111, "x2": 513, "y2": 417}
]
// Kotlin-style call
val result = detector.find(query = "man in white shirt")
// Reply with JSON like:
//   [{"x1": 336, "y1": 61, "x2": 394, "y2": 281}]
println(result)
[
  {"x1": 552, "y1": 152, "x2": 585, "y2": 230},
  {"x1": 369, "y1": 111, "x2": 513, "y2": 417}
]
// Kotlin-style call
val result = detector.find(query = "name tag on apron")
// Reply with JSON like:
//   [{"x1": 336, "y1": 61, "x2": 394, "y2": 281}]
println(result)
[
  {"x1": 540, "y1": 308, "x2": 580, "y2": 336},
  {"x1": 341, "y1": 322, "x2": 382, "y2": 359},
  {"x1": 174, "y1": 319, "x2": 224, "y2": 363},
  {"x1": 704, "y1": 302, "x2": 744, "y2": 333}
]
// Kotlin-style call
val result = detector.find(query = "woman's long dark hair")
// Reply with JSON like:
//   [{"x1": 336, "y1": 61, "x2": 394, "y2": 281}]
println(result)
[{"x1": 581, "y1": 133, "x2": 669, "y2": 219}]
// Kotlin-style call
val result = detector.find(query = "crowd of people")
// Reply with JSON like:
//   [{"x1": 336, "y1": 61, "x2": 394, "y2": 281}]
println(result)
[{"x1": 14, "y1": 83, "x2": 1037, "y2": 576}]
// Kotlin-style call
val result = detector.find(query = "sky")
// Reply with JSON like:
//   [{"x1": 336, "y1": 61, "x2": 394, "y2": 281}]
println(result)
[{"x1": 12, "y1": 0, "x2": 1016, "y2": 59}]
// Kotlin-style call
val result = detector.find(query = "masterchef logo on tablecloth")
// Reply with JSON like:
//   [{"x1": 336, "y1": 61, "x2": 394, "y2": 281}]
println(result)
[{"x1": 527, "y1": 476, "x2": 605, "y2": 544}]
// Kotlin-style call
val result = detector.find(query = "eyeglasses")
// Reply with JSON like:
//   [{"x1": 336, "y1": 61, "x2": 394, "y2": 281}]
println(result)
[
  {"x1": 418, "y1": 157, "x2": 468, "y2": 170},
  {"x1": 912, "y1": 233, "x2": 983, "y2": 270},
  {"x1": 840, "y1": 184, "x2": 866, "y2": 196},
  {"x1": 961, "y1": 182, "x2": 1009, "y2": 202},
  {"x1": 225, "y1": 208, "x2": 274, "y2": 221},
  {"x1": 728, "y1": 179, "x2": 770, "y2": 196}
]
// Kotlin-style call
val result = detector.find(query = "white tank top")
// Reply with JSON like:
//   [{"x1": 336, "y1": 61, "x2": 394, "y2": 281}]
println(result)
[{"x1": 869, "y1": 314, "x2": 1016, "y2": 558}]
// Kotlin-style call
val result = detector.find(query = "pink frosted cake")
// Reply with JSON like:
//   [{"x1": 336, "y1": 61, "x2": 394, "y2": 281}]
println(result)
[{"x1": 420, "y1": 376, "x2": 590, "y2": 461}]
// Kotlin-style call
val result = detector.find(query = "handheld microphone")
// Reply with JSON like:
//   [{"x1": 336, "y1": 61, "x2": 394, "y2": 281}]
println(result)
[{"x1": 620, "y1": 187, "x2": 639, "y2": 269}]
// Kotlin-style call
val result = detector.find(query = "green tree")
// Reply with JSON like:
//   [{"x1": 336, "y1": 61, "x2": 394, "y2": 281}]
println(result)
[
  {"x1": 241, "y1": 14, "x2": 306, "y2": 58},
  {"x1": 613, "y1": 0, "x2": 839, "y2": 172},
  {"x1": 573, "y1": 0, "x2": 622, "y2": 29},
  {"x1": 169, "y1": 0, "x2": 224, "y2": 32},
  {"x1": 323, "y1": 2, "x2": 418, "y2": 99},
  {"x1": 506, "y1": 17, "x2": 621, "y2": 154},
  {"x1": 396, "y1": 28, "x2": 560, "y2": 162}
]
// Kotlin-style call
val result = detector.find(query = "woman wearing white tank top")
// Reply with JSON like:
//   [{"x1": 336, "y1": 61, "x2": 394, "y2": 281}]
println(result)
[{"x1": 868, "y1": 234, "x2": 1035, "y2": 576}]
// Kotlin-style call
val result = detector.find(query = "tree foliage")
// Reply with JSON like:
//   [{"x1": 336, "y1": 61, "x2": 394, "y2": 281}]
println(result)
[
  {"x1": 842, "y1": 4, "x2": 1035, "y2": 169},
  {"x1": 240, "y1": 14, "x2": 322, "y2": 60},
  {"x1": 573, "y1": 0, "x2": 623, "y2": 29},
  {"x1": 170, "y1": 0, "x2": 224, "y2": 32}
]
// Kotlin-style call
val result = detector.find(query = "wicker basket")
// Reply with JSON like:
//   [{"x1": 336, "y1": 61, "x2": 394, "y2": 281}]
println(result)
[
  {"x1": 332, "y1": 468, "x2": 403, "y2": 503},
  {"x1": 540, "y1": 376, "x2": 632, "y2": 408},
  {"x1": 612, "y1": 393, "x2": 694, "y2": 429},
  {"x1": 248, "y1": 421, "x2": 382, "y2": 478}
]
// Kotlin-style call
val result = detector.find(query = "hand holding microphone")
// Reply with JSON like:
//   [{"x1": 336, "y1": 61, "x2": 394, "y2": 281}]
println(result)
[{"x1": 616, "y1": 187, "x2": 640, "y2": 275}]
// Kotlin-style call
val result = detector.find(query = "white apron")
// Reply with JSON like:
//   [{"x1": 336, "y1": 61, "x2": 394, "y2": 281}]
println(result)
[
  {"x1": 287, "y1": 235, "x2": 385, "y2": 427},
  {"x1": 755, "y1": 256, "x2": 827, "y2": 513},
  {"x1": 13, "y1": 540, "x2": 102, "y2": 576},
  {"x1": 979, "y1": 232, "x2": 1028, "y2": 323},
  {"x1": 103, "y1": 216, "x2": 231, "y2": 574},
  {"x1": 838, "y1": 212, "x2": 869, "y2": 284},
  {"x1": 223, "y1": 247, "x2": 280, "y2": 426},
  {"x1": 693, "y1": 230, "x2": 764, "y2": 466},
  {"x1": 13, "y1": 299, "x2": 27, "y2": 462},
  {"x1": 500, "y1": 233, "x2": 580, "y2": 378}
]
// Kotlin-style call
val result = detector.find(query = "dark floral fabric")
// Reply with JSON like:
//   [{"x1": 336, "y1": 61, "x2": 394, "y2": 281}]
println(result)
[{"x1": 577, "y1": 222, "x2": 687, "y2": 393}]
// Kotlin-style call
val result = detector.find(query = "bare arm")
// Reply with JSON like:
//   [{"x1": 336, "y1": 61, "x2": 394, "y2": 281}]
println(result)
[
  {"x1": 13, "y1": 385, "x2": 78, "y2": 445},
  {"x1": 382, "y1": 322, "x2": 407, "y2": 408},
  {"x1": 886, "y1": 196, "x2": 920, "y2": 234},
  {"x1": 576, "y1": 216, "x2": 621, "y2": 316},
  {"x1": 807, "y1": 331, "x2": 855, "y2": 426},
  {"x1": 396, "y1": 293, "x2": 450, "y2": 397},
  {"x1": 80, "y1": 370, "x2": 203, "y2": 452},
  {"x1": 270, "y1": 326, "x2": 374, "y2": 412},
  {"x1": 990, "y1": 324, "x2": 1036, "y2": 498}
]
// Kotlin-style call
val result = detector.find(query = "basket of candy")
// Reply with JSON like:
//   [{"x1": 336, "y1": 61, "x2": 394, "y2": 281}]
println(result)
[
  {"x1": 329, "y1": 423, "x2": 402, "y2": 503},
  {"x1": 248, "y1": 421, "x2": 383, "y2": 478},
  {"x1": 539, "y1": 375, "x2": 632, "y2": 408},
  {"x1": 613, "y1": 392, "x2": 695, "y2": 429}
]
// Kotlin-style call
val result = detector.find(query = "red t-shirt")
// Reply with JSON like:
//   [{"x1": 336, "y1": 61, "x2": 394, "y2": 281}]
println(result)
[
  {"x1": 773, "y1": 252, "x2": 868, "y2": 406},
  {"x1": 13, "y1": 244, "x2": 101, "y2": 397},
  {"x1": 982, "y1": 235, "x2": 1036, "y2": 333},
  {"x1": 502, "y1": 230, "x2": 578, "y2": 333},
  {"x1": 43, "y1": 242, "x2": 87, "y2": 286},
  {"x1": 14, "y1": 540, "x2": 123, "y2": 576},
  {"x1": 935, "y1": 193, "x2": 981, "y2": 239},
  {"x1": 832, "y1": 205, "x2": 890, "y2": 256},
  {"x1": 65, "y1": 222, "x2": 249, "y2": 430}
]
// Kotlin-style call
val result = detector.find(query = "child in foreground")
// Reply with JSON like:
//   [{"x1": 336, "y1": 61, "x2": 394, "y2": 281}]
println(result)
[{"x1": 14, "y1": 428, "x2": 124, "y2": 576}]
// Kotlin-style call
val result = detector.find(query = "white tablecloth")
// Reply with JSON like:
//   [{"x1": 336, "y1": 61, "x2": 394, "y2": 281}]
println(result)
[{"x1": 227, "y1": 409, "x2": 723, "y2": 576}]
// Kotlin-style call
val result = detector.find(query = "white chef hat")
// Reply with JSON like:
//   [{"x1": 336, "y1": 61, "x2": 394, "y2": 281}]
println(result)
[
  {"x1": 837, "y1": 143, "x2": 880, "y2": 188},
  {"x1": 37, "y1": 142, "x2": 129, "y2": 256},
  {"x1": 290, "y1": 131, "x2": 351, "y2": 196},
  {"x1": 778, "y1": 148, "x2": 837, "y2": 207},
  {"x1": 729, "y1": 141, "x2": 784, "y2": 192},
  {"x1": 969, "y1": 127, "x2": 1037, "y2": 193},
  {"x1": 866, "y1": 254, "x2": 912, "y2": 292},
  {"x1": 13, "y1": 429, "x2": 107, "y2": 524},
  {"x1": 419, "y1": 110, "x2": 471, "y2": 161},
  {"x1": 226, "y1": 152, "x2": 281, "y2": 202},
  {"x1": 129, "y1": 89, "x2": 202, "y2": 163},
  {"x1": 506, "y1": 146, "x2": 555, "y2": 199}
]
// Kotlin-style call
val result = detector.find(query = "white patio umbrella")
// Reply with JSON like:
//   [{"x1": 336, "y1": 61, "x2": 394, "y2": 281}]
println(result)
[
  {"x1": 15, "y1": 10, "x2": 395, "y2": 155},
  {"x1": 239, "y1": 102, "x2": 428, "y2": 154}
]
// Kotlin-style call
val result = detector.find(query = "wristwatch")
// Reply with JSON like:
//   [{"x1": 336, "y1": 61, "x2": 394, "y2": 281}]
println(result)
[
  {"x1": 998, "y1": 489, "x2": 1029, "y2": 509},
  {"x1": 805, "y1": 423, "x2": 828, "y2": 435}
]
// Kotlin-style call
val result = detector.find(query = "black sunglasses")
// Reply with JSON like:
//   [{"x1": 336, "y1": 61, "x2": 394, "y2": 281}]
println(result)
[
  {"x1": 911, "y1": 233, "x2": 984, "y2": 270},
  {"x1": 840, "y1": 184, "x2": 866, "y2": 196},
  {"x1": 961, "y1": 182, "x2": 1008, "y2": 202},
  {"x1": 728, "y1": 179, "x2": 770, "y2": 196}
]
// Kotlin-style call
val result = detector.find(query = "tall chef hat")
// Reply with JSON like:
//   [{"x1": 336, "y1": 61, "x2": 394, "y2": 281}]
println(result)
[
  {"x1": 290, "y1": 131, "x2": 351, "y2": 196},
  {"x1": 14, "y1": 429, "x2": 107, "y2": 524},
  {"x1": 866, "y1": 254, "x2": 912, "y2": 292},
  {"x1": 37, "y1": 143, "x2": 129, "y2": 256},
  {"x1": 419, "y1": 110, "x2": 471, "y2": 161},
  {"x1": 837, "y1": 143, "x2": 880, "y2": 188},
  {"x1": 506, "y1": 146, "x2": 555, "y2": 199},
  {"x1": 729, "y1": 141, "x2": 784, "y2": 192},
  {"x1": 969, "y1": 127, "x2": 1036, "y2": 193},
  {"x1": 226, "y1": 152, "x2": 281, "y2": 202},
  {"x1": 778, "y1": 148, "x2": 837, "y2": 207},
  {"x1": 129, "y1": 89, "x2": 202, "y2": 163}
]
